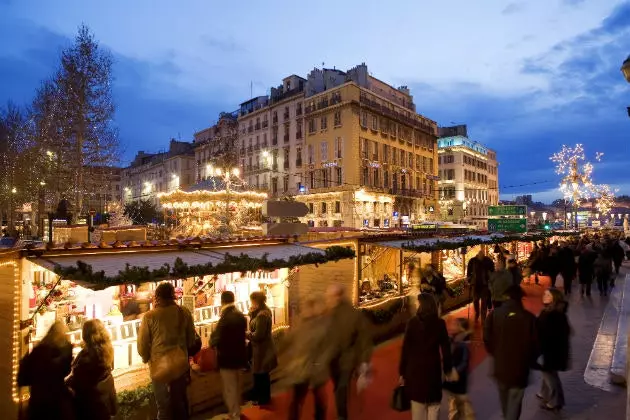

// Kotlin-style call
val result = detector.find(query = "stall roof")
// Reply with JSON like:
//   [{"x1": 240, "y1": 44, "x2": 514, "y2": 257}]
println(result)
[
  {"x1": 374, "y1": 234, "x2": 507, "y2": 250},
  {"x1": 29, "y1": 243, "x2": 327, "y2": 288}
]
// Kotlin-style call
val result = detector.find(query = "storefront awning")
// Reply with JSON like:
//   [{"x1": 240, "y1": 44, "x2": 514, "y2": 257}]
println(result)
[
  {"x1": 374, "y1": 234, "x2": 507, "y2": 250},
  {"x1": 28, "y1": 243, "x2": 345, "y2": 290}
]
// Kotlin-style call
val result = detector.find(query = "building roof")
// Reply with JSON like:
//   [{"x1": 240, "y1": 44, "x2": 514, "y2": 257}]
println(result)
[{"x1": 438, "y1": 136, "x2": 489, "y2": 155}]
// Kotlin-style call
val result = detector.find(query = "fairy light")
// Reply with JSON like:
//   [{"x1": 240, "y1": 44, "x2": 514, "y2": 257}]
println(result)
[{"x1": 0, "y1": 258, "x2": 24, "y2": 403}]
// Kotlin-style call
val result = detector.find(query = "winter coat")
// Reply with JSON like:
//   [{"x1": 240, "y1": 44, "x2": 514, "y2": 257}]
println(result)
[
  {"x1": 489, "y1": 269, "x2": 513, "y2": 303},
  {"x1": 594, "y1": 253, "x2": 613, "y2": 281},
  {"x1": 578, "y1": 250, "x2": 597, "y2": 284},
  {"x1": 399, "y1": 313, "x2": 453, "y2": 404},
  {"x1": 537, "y1": 302, "x2": 571, "y2": 372},
  {"x1": 67, "y1": 349, "x2": 117, "y2": 420},
  {"x1": 442, "y1": 331, "x2": 471, "y2": 395},
  {"x1": 328, "y1": 300, "x2": 373, "y2": 373},
  {"x1": 282, "y1": 315, "x2": 334, "y2": 388},
  {"x1": 558, "y1": 247, "x2": 577, "y2": 279},
  {"x1": 508, "y1": 266, "x2": 523, "y2": 287},
  {"x1": 466, "y1": 256, "x2": 495, "y2": 293},
  {"x1": 612, "y1": 242, "x2": 625, "y2": 266},
  {"x1": 484, "y1": 299, "x2": 539, "y2": 388},
  {"x1": 210, "y1": 304, "x2": 248, "y2": 370},
  {"x1": 544, "y1": 253, "x2": 561, "y2": 279},
  {"x1": 18, "y1": 341, "x2": 74, "y2": 420},
  {"x1": 248, "y1": 306, "x2": 278, "y2": 374}
]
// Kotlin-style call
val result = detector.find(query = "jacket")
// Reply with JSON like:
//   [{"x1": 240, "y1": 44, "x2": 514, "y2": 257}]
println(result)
[
  {"x1": 466, "y1": 256, "x2": 495, "y2": 292},
  {"x1": 558, "y1": 247, "x2": 577, "y2": 277},
  {"x1": 508, "y1": 266, "x2": 522, "y2": 287},
  {"x1": 210, "y1": 304, "x2": 248, "y2": 370},
  {"x1": 248, "y1": 306, "x2": 278, "y2": 373},
  {"x1": 399, "y1": 313, "x2": 453, "y2": 404},
  {"x1": 578, "y1": 250, "x2": 597, "y2": 283},
  {"x1": 442, "y1": 331, "x2": 472, "y2": 395},
  {"x1": 594, "y1": 253, "x2": 613, "y2": 279},
  {"x1": 18, "y1": 341, "x2": 74, "y2": 420},
  {"x1": 537, "y1": 301, "x2": 571, "y2": 372},
  {"x1": 489, "y1": 269, "x2": 513, "y2": 303},
  {"x1": 282, "y1": 314, "x2": 334, "y2": 387},
  {"x1": 137, "y1": 303, "x2": 197, "y2": 372},
  {"x1": 329, "y1": 300, "x2": 373, "y2": 372},
  {"x1": 484, "y1": 299, "x2": 538, "y2": 388},
  {"x1": 67, "y1": 349, "x2": 117, "y2": 420}
]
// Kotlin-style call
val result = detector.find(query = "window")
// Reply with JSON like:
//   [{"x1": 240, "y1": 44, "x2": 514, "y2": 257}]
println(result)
[
  {"x1": 321, "y1": 116, "x2": 328, "y2": 130},
  {"x1": 308, "y1": 203, "x2": 314, "y2": 213},
  {"x1": 296, "y1": 102, "x2": 302, "y2": 115},
  {"x1": 335, "y1": 201, "x2": 341, "y2": 213},
  {"x1": 308, "y1": 144, "x2": 314, "y2": 164},
  {"x1": 296, "y1": 147, "x2": 302, "y2": 167},
  {"x1": 371, "y1": 115, "x2": 378, "y2": 131},
  {"x1": 335, "y1": 167, "x2": 342, "y2": 185},
  {"x1": 384, "y1": 171, "x2": 389, "y2": 188},
  {"x1": 321, "y1": 202, "x2": 327, "y2": 214},
  {"x1": 283, "y1": 148, "x2": 290, "y2": 169},
  {"x1": 373, "y1": 168, "x2": 380, "y2": 186},
  {"x1": 400, "y1": 150, "x2": 405, "y2": 166},
  {"x1": 334, "y1": 111, "x2": 342, "y2": 127},
  {"x1": 360, "y1": 111, "x2": 368, "y2": 128},
  {"x1": 383, "y1": 145, "x2": 389, "y2": 163},
  {"x1": 361, "y1": 138, "x2": 369, "y2": 159},
  {"x1": 334, "y1": 137, "x2": 343, "y2": 159},
  {"x1": 392, "y1": 147, "x2": 398, "y2": 164},
  {"x1": 362, "y1": 167, "x2": 369, "y2": 186},
  {"x1": 309, "y1": 171, "x2": 315, "y2": 188},
  {"x1": 283, "y1": 175, "x2": 289, "y2": 192},
  {"x1": 320, "y1": 141, "x2": 328, "y2": 162},
  {"x1": 308, "y1": 119, "x2": 316, "y2": 134}
]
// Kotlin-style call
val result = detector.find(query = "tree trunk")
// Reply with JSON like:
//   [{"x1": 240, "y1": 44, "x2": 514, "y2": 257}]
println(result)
[{"x1": 74, "y1": 129, "x2": 84, "y2": 222}]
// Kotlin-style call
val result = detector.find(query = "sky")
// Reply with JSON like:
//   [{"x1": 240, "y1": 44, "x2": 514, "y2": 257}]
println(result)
[{"x1": 1, "y1": 0, "x2": 629, "y2": 203}]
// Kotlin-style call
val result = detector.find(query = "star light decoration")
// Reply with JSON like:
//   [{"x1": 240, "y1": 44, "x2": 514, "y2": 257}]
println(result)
[{"x1": 550, "y1": 144, "x2": 616, "y2": 215}]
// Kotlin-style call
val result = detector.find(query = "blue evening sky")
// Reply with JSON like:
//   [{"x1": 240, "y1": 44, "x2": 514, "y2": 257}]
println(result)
[{"x1": 1, "y1": 0, "x2": 629, "y2": 202}]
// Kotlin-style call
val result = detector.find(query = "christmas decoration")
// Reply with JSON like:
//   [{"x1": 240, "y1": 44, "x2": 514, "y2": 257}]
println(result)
[{"x1": 53, "y1": 245, "x2": 356, "y2": 289}]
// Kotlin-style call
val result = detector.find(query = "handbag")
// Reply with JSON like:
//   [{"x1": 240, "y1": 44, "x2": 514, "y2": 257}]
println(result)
[
  {"x1": 391, "y1": 385, "x2": 411, "y2": 412},
  {"x1": 194, "y1": 346, "x2": 219, "y2": 372},
  {"x1": 149, "y1": 307, "x2": 190, "y2": 383}
]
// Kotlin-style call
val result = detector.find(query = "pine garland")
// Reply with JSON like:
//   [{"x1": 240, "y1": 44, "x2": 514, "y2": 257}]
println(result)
[
  {"x1": 402, "y1": 231, "x2": 578, "y2": 253},
  {"x1": 53, "y1": 245, "x2": 355, "y2": 289}
]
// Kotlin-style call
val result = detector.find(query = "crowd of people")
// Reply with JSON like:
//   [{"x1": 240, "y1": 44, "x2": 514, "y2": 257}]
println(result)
[{"x1": 17, "y1": 232, "x2": 628, "y2": 420}]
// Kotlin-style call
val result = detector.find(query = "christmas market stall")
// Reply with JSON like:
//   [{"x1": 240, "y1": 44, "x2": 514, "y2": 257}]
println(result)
[{"x1": 10, "y1": 237, "x2": 354, "y2": 418}]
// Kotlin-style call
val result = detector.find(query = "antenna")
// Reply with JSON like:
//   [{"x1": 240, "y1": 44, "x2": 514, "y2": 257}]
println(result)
[{"x1": 250, "y1": 81, "x2": 253, "y2": 99}]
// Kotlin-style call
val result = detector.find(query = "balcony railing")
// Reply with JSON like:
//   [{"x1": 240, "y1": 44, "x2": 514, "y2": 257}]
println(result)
[{"x1": 359, "y1": 94, "x2": 436, "y2": 135}]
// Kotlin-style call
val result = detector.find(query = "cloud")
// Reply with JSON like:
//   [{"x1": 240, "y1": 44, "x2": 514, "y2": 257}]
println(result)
[
  {"x1": 563, "y1": 0, "x2": 587, "y2": 6},
  {"x1": 502, "y1": 2, "x2": 525, "y2": 15}
]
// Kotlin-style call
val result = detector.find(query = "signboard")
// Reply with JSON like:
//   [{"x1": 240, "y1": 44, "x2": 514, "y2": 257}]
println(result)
[
  {"x1": 262, "y1": 201, "x2": 309, "y2": 218},
  {"x1": 488, "y1": 206, "x2": 527, "y2": 217},
  {"x1": 263, "y1": 222, "x2": 308, "y2": 236},
  {"x1": 488, "y1": 218, "x2": 527, "y2": 233},
  {"x1": 411, "y1": 224, "x2": 437, "y2": 230}
]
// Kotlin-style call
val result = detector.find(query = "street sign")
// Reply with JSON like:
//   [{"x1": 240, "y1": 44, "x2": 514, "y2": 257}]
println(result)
[
  {"x1": 263, "y1": 222, "x2": 308, "y2": 236},
  {"x1": 262, "y1": 201, "x2": 309, "y2": 218},
  {"x1": 488, "y1": 205, "x2": 527, "y2": 217},
  {"x1": 488, "y1": 218, "x2": 527, "y2": 233}
]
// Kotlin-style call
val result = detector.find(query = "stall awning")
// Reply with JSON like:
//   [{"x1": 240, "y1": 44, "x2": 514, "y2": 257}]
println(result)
[
  {"x1": 28, "y1": 243, "x2": 335, "y2": 290},
  {"x1": 373, "y1": 234, "x2": 507, "y2": 250}
]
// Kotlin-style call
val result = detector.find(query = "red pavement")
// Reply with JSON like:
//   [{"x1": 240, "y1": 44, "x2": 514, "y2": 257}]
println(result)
[{"x1": 242, "y1": 277, "x2": 548, "y2": 420}]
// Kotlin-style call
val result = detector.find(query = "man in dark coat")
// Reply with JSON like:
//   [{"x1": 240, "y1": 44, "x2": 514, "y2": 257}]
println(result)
[
  {"x1": 211, "y1": 291, "x2": 248, "y2": 420},
  {"x1": 578, "y1": 247, "x2": 597, "y2": 296},
  {"x1": 557, "y1": 243, "x2": 577, "y2": 295},
  {"x1": 484, "y1": 286, "x2": 538, "y2": 420},
  {"x1": 467, "y1": 250, "x2": 495, "y2": 325},
  {"x1": 326, "y1": 284, "x2": 373, "y2": 420}
]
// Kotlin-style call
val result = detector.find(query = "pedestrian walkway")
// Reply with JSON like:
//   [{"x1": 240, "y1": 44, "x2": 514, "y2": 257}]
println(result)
[{"x1": 202, "y1": 273, "x2": 627, "y2": 419}]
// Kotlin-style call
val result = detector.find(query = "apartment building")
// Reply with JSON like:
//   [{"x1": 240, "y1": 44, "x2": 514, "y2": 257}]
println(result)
[
  {"x1": 294, "y1": 63, "x2": 440, "y2": 229},
  {"x1": 83, "y1": 166, "x2": 123, "y2": 213},
  {"x1": 237, "y1": 75, "x2": 306, "y2": 196},
  {"x1": 121, "y1": 139, "x2": 196, "y2": 207},
  {"x1": 193, "y1": 111, "x2": 239, "y2": 181},
  {"x1": 437, "y1": 129, "x2": 499, "y2": 228}
]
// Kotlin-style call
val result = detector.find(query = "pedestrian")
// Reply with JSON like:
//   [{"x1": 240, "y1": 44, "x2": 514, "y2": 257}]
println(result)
[
  {"x1": 489, "y1": 255, "x2": 512, "y2": 309},
  {"x1": 67, "y1": 319, "x2": 117, "y2": 420},
  {"x1": 484, "y1": 286, "x2": 538, "y2": 420},
  {"x1": 578, "y1": 246, "x2": 597, "y2": 297},
  {"x1": 399, "y1": 293, "x2": 455, "y2": 420},
  {"x1": 506, "y1": 256, "x2": 523, "y2": 288},
  {"x1": 611, "y1": 240, "x2": 625, "y2": 280},
  {"x1": 211, "y1": 291, "x2": 248, "y2": 420},
  {"x1": 247, "y1": 291, "x2": 278, "y2": 406},
  {"x1": 443, "y1": 318, "x2": 476, "y2": 420},
  {"x1": 557, "y1": 243, "x2": 577, "y2": 295},
  {"x1": 545, "y1": 247, "x2": 561, "y2": 288},
  {"x1": 536, "y1": 288, "x2": 570, "y2": 412},
  {"x1": 284, "y1": 296, "x2": 333, "y2": 420},
  {"x1": 594, "y1": 246, "x2": 613, "y2": 297},
  {"x1": 326, "y1": 284, "x2": 373, "y2": 420},
  {"x1": 466, "y1": 250, "x2": 495, "y2": 325},
  {"x1": 420, "y1": 264, "x2": 453, "y2": 316},
  {"x1": 138, "y1": 282, "x2": 198, "y2": 420},
  {"x1": 18, "y1": 320, "x2": 74, "y2": 420}
]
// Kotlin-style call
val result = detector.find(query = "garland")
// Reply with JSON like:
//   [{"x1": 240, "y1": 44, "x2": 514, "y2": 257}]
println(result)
[
  {"x1": 361, "y1": 297, "x2": 405, "y2": 325},
  {"x1": 54, "y1": 245, "x2": 355, "y2": 289},
  {"x1": 402, "y1": 231, "x2": 578, "y2": 253},
  {"x1": 117, "y1": 385, "x2": 153, "y2": 419},
  {"x1": 447, "y1": 278, "x2": 468, "y2": 298}
]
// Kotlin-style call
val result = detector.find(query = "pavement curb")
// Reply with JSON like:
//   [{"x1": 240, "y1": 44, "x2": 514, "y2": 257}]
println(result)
[{"x1": 610, "y1": 273, "x2": 630, "y2": 386}]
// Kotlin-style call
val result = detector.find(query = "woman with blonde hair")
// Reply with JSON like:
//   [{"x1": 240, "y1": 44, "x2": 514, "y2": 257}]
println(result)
[
  {"x1": 67, "y1": 319, "x2": 117, "y2": 420},
  {"x1": 18, "y1": 320, "x2": 74, "y2": 420}
]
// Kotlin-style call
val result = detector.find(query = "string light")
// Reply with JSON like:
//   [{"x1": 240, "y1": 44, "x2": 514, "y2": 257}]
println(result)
[{"x1": 0, "y1": 258, "x2": 24, "y2": 403}]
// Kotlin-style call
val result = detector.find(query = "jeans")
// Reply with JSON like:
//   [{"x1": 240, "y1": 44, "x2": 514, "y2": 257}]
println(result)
[
  {"x1": 289, "y1": 382, "x2": 327, "y2": 420},
  {"x1": 331, "y1": 367, "x2": 352, "y2": 419},
  {"x1": 447, "y1": 393, "x2": 475, "y2": 420},
  {"x1": 472, "y1": 289, "x2": 490, "y2": 324},
  {"x1": 220, "y1": 369, "x2": 242, "y2": 419},
  {"x1": 540, "y1": 371, "x2": 565, "y2": 408},
  {"x1": 253, "y1": 372, "x2": 272, "y2": 404},
  {"x1": 497, "y1": 383, "x2": 525, "y2": 420},
  {"x1": 411, "y1": 401, "x2": 440, "y2": 420},
  {"x1": 152, "y1": 372, "x2": 189, "y2": 420},
  {"x1": 597, "y1": 275, "x2": 609, "y2": 296}
]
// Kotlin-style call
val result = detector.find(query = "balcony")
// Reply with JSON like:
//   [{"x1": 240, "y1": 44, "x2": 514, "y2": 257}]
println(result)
[
  {"x1": 284, "y1": 112, "x2": 290, "y2": 120},
  {"x1": 262, "y1": 121, "x2": 268, "y2": 128},
  {"x1": 359, "y1": 94, "x2": 436, "y2": 136},
  {"x1": 331, "y1": 93, "x2": 342, "y2": 105},
  {"x1": 317, "y1": 99, "x2": 329, "y2": 110},
  {"x1": 272, "y1": 116, "x2": 278, "y2": 125}
]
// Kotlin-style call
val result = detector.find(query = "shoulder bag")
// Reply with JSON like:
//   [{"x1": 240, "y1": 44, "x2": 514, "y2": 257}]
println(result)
[{"x1": 149, "y1": 307, "x2": 190, "y2": 383}]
